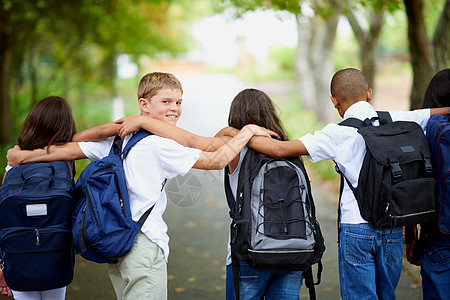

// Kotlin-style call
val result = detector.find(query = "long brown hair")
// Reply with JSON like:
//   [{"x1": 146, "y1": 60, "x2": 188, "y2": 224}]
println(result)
[
  {"x1": 228, "y1": 88, "x2": 288, "y2": 141},
  {"x1": 18, "y1": 96, "x2": 76, "y2": 150}
]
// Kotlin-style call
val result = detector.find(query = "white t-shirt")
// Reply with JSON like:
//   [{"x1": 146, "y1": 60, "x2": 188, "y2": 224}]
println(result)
[
  {"x1": 78, "y1": 134, "x2": 202, "y2": 262},
  {"x1": 299, "y1": 101, "x2": 430, "y2": 224}
]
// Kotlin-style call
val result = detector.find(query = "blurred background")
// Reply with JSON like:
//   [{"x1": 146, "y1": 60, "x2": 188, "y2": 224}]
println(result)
[{"x1": 0, "y1": 0, "x2": 449, "y2": 299}]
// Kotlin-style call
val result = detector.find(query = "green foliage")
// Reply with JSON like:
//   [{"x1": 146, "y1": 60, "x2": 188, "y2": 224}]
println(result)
[
  {"x1": 333, "y1": 26, "x2": 361, "y2": 71},
  {"x1": 233, "y1": 46, "x2": 296, "y2": 81},
  {"x1": 2, "y1": 0, "x2": 200, "y2": 144},
  {"x1": 424, "y1": 0, "x2": 447, "y2": 39},
  {"x1": 217, "y1": 0, "x2": 301, "y2": 15}
]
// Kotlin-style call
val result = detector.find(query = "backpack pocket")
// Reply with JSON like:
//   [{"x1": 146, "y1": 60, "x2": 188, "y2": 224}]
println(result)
[
  {"x1": 390, "y1": 177, "x2": 436, "y2": 227},
  {"x1": 0, "y1": 225, "x2": 74, "y2": 291},
  {"x1": 230, "y1": 219, "x2": 251, "y2": 262}
]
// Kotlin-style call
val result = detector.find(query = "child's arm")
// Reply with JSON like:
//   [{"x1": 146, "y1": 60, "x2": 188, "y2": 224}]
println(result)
[
  {"x1": 73, "y1": 122, "x2": 120, "y2": 142},
  {"x1": 247, "y1": 136, "x2": 308, "y2": 158},
  {"x1": 193, "y1": 124, "x2": 272, "y2": 170},
  {"x1": 6, "y1": 143, "x2": 86, "y2": 166},
  {"x1": 430, "y1": 107, "x2": 450, "y2": 116},
  {"x1": 116, "y1": 115, "x2": 230, "y2": 151}
]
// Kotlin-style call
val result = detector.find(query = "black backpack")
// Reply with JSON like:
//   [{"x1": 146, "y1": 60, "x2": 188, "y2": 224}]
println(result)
[
  {"x1": 0, "y1": 161, "x2": 75, "y2": 291},
  {"x1": 225, "y1": 148, "x2": 325, "y2": 300},
  {"x1": 336, "y1": 111, "x2": 436, "y2": 229}
]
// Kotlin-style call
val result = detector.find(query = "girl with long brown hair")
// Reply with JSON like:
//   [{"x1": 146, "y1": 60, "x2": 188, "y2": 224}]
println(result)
[{"x1": 1, "y1": 96, "x2": 76, "y2": 300}]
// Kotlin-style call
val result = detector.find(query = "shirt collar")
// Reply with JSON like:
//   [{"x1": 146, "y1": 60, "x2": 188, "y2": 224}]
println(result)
[{"x1": 343, "y1": 101, "x2": 377, "y2": 121}]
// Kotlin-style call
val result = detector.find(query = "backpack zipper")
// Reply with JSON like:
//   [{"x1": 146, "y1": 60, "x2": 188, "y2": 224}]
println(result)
[
  {"x1": 91, "y1": 168, "x2": 127, "y2": 218},
  {"x1": 389, "y1": 210, "x2": 435, "y2": 219},
  {"x1": 85, "y1": 189, "x2": 100, "y2": 227},
  {"x1": 248, "y1": 249, "x2": 314, "y2": 254}
]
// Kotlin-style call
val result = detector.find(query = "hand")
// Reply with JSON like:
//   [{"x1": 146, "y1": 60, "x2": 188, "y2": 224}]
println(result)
[
  {"x1": 115, "y1": 116, "x2": 146, "y2": 139},
  {"x1": 0, "y1": 270, "x2": 12, "y2": 297},
  {"x1": 406, "y1": 242, "x2": 420, "y2": 266},
  {"x1": 215, "y1": 126, "x2": 239, "y2": 138},
  {"x1": 243, "y1": 124, "x2": 274, "y2": 138},
  {"x1": 405, "y1": 225, "x2": 420, "y2": 266},
  {"x1": 6, "y1": 145, "x2": 23, "y2": 167}
]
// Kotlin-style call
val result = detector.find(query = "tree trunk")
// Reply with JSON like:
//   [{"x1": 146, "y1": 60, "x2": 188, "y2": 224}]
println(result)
[
  {"x1": 346, "y1": 6, "x2": 385, "y2": 94},
  {"x1": 0, "y1": 34, "x2": 11, "y2": 144},
  {"x1": 404, "y1": 0, "x2": 433, "y2": 109},
  {"x1": 432, "y1": 0, "x2": 450, "y2": 71},
  {"x1": 295, "y1": 9, "x2": 339, "y2": 123}
]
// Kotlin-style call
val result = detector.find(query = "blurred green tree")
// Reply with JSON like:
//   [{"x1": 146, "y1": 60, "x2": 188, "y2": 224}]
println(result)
[
  {"x1": 222, "y1": 0, "x2": 449, "y2": 118},
  {"x1": 0, "y1": 0, "x2": 189, "y2": 144},
  {"x1": 404, "y1": 0, "x2": 449, "y2": 109}
]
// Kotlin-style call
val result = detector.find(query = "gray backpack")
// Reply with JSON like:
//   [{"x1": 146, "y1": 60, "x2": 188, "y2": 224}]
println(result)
[{"x1": 224, "y1": 148, "x2": 325, "y2": 299}]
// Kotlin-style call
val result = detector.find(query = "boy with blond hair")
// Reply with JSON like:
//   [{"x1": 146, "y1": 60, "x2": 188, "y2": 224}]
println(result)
[{"x1": 6, "y1": 72, "x2": 271, "y2": 299}]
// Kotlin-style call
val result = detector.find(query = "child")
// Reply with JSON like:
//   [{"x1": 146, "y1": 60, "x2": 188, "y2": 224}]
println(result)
[
  {"x1": 1, "y1": 96, "x2": 76, "y2": 300},
  {"x1": 6, "y1": 72, "x2": 272, "y2": 300},
  {"x1": 407, "y1": 68, "x2": 450, "y2": 300},
  {"x1": 238, "y1": 68, "x2": 450, "y2": 299}
]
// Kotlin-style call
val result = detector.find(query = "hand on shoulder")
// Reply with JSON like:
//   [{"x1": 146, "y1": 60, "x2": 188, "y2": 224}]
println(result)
[{"x1": 115, "y1": 115, "x2": 148, "y2": 139}]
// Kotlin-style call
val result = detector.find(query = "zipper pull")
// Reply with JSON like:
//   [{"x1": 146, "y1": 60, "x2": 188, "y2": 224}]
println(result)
[
  {"x1": 385, "y1": 202, "x2": 390, "y2": 213},
  {"x1": 35, "y1": 229, "x2": 40, "y2": 246},
  {"x1": 238, "y1": 192, "x2": 243, "y2": 215}
]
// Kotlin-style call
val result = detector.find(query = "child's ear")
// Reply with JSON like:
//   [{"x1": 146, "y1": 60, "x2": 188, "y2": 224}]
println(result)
[
  {"x1": 138, "y1": 98, "x2": 150, "y2": 114},
  {"x1": 330, "y1": 96, "x2": 339, "y2": 108},
  {"x1": 366, "y1": 88, "x2": 372, "y2": 103}
]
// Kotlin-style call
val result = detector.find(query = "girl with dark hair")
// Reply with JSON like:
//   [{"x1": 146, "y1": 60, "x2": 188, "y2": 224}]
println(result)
[
  {"x1": 223, "y1": 89, "x2": 303, "y2": 300},
  {"x1": 407, "y1": 68, "x2": 450, "y2": 300},
  {"x1": 422, "y1": 68, "x2": 450, "y2": 109},
  {"x1": 1, "y1": 96, "x2": 76, "y2": 300}
]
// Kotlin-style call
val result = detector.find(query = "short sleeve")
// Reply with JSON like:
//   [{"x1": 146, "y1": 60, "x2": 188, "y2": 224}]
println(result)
[
  {"x1": 299, "y1": 124, "x2": 341, "y2": 163},
  {"x1": 78, "y1": 137, "x2": 115, "y2": 161}
]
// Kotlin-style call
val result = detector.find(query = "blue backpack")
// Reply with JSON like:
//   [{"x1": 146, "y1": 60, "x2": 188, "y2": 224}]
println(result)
[
  {"x1": 0, "y1": 161, "x2": 75, "y2": 291},
  {"x1": 426, "y1": 113, "x2": 450, "y2": 234},
  {"x1": 72, "y1": 129, "x2": 153, "y2": 263}
]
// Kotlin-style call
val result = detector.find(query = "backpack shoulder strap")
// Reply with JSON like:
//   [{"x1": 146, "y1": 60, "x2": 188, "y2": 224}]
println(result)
[
  {"x1": 120, "y1": 129, "x2": 153, "y2": 155},
  {"x1": 110, "y1": 135, "x2": 123, "y2": 155},
  {"x1": 224, "y1": 166, "x2": 236, "y2": 218},
  {"x1": 338, "y1": 117, "x2": 370, "y2": 129},
  {"x1": 377, "y1": 111, "x2": 392, "y2": 125}
]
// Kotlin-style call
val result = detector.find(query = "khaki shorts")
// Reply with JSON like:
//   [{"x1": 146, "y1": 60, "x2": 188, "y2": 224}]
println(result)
[{"x1": 108, "y1": 232, "x2": 167, "y2": 300}]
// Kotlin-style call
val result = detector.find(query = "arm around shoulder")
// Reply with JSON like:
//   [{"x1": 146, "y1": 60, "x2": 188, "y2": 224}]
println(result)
[
  {"x1": 248, "y1": 137, "x2": 308, "y2": 158},
  {"x1": 73, "y1": 122, "x2": 119, "y2": 142},
  {"x1": 7, "y1": 143, "x2": 86, "y2": 166},
  {"x1": 116, "y1": 115, "x2": 228, "y2": 151},
  {"x1": 193, "y1": 124, "x2": 272, "y2": 170},
  {"x1": 430, "y1": 107, "x2": 450, "y2": 116}
]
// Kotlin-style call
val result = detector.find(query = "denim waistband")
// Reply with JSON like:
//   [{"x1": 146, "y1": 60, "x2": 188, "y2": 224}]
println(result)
[{"x1": 340, "y1": 223, "x2": 403, "y2": 234}]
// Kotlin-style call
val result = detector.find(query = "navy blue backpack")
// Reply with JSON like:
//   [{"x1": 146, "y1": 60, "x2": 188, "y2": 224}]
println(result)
[
  {"x1": 72, "y1": 129, "x2": 154, "y2": 263},
  {"x1": 0, "y1": 161, "x2": 75, "y2": 291},
  {"x1": 426, "y1": 113, "x2": 450, "y2": 234}
]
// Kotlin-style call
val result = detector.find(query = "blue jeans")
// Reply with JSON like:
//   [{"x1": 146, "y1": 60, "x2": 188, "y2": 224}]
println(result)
[
  {"x1": 338, "y1": 223, "x2": 404, "y2": 300},
  {"x1": 419, "y1": 235, "x2": 450, "y2": 300},
  {"x1": 226, "y1": 261, "x2": 303, "y2": 300}
]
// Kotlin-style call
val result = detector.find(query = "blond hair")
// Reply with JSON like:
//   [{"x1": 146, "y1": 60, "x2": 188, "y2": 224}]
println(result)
[{"x1": 137, "y1": 72, "x2": 183, "y2": 100}]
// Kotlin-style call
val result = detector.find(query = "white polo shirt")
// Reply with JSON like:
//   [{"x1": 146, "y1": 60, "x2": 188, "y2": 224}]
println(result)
[
  {"x1": 299, "y1": 101, "x2": 430, "y2": 224},
  {"x1": 78, "y1": 134, "x2": 202, "y2": 262}
]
